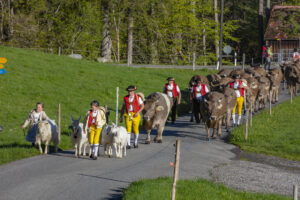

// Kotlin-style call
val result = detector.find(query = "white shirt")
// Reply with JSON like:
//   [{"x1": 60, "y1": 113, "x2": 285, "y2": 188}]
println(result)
[
  {"x1": 191, "y1": 85, "x2": 209, "y2": 100},
  {"x1": 123, "y1": 95, "x2": 143, "y2": 112},
  {"x1": 92, "y1": 110, "x2": 98, "y2": 124},
  {"x1": 33, "y1": 113, "x2": 41, "y2": 123},
  {"x1": 293, "y1": 52, "x2": 299, "y2": 59},
  {"x1": 164, "y1": 84, "x2": 180, "y2": 98},
  {"x1": 233, "y1": 81, "x2": 247, "y2": 98}
]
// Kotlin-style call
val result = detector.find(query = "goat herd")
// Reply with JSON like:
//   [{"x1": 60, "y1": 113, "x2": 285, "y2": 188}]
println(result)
[{"x1": 36, "y1": 60, "x2": 300, "y2": 159}]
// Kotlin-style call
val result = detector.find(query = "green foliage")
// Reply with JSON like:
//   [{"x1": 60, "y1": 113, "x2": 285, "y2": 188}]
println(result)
[
  {"x1": 0, "y1": 0, "x2": 240, "y2": 64},
  {"x1": 0, "y1": 45, "x2": 213, "y2": 165},
  {"x1": 230, "y1": 96, "x2": 300, "y2": 161},
  {"x1": 123, "y1": 177, "x2": 289, "y2": 200}
]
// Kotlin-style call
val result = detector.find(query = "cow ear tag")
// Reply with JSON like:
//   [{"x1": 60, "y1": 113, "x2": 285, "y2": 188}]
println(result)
[{"x1": 156, "y1": 106, "x2": 164, "y2": 111}]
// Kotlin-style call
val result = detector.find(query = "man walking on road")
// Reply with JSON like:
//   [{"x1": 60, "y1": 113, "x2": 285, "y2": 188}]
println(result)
[
  {"x1": 163, "y1": 77, "x2": 181, "y2": 124},
  {"x1": 190, "y1": 78, "x2": 209, "y2": 124}
]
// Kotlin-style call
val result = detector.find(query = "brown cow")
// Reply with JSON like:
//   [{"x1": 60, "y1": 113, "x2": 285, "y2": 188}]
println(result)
[
  {"x1": 189, "y1": 75, "x2": 209, "y2": 87},
  {"x1": 206, "y1": 74, "x2": 221, "y2": 87},
  {"x1": 222, "y1": 87, "x2": 237, "y2": 132},
  {"x1": 210, "y1": 77, "x2": 233, "y2": 92},
  {"x1": 200, "y1": 92, "x2": 226, "y2": 139},
  {"x1": 283, "y1": 60, "x2": 300, "y2": 102},
  {"x1": 218, "y1": 69, "x2": 232, "y2": 78},
  {"x1": 267, "y1": 68, "x2": 283, "y2": 103},
  {"x1": 143, "y1": 92, "x2": 173, "y2": 144},
  {"x1": 245, "y1": 67, "x2": 261, "y2": 78},
  {"x1": 245, "y1": 77, "x2": 259, "y2": 114},
  {"x1": 253, "y1": 66, "x2": 267, "y2": 77},
  {"x1": 256, "y1": 76, "x2": 270, "y2": 110}
]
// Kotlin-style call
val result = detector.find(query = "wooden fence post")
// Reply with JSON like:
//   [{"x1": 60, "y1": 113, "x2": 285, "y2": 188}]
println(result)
[
  {"x1": 58, "y1": 104, "x2": 61, "y2": 144},
  {"x1": 242, "y1": 53, "x2": 245, "y2": 70},
  {"x1": 116, "y1": 87, "x2": 119, "y2": 125},
  {"x1": 269, "y1": 90, "x2": 272, "y2": 115},
  {"x1": 294, "y1": 185, "x2": 298, "y2": 200},
  {"x1": 192, "y1": 52, "x2": 196, "y2": 71},
  {"x1": 291, "y1": 89, "x2": 293, "y2": 104},
  {"x1": 244, "y1": 91, "x2": 249, "y2": 140},
  {"x1": 250, "y1": 103, "x2": 253, "y2": 127},
  {"x1": 172, "y1": 139, "x2": 181, "y2": 200}
]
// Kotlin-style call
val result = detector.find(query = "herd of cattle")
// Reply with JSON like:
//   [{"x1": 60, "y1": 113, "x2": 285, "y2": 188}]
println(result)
[{"x1": 36, "y1": 60, "x2": 300, "y2": 158}]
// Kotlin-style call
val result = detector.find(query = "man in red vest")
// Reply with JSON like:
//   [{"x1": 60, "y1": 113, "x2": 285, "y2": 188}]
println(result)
[
  {"x1": 229, "y1": 75, "x2": 248, "y2": 126},
  {"x1": 163, "y1": 77, "x2": 181, "y2": 124},
  {"x1": 120, "y1": 85, "x2": 144, "y2": 148},
  {"x1": 189, "y1": 78, "x2": 210, "y2": 123}
]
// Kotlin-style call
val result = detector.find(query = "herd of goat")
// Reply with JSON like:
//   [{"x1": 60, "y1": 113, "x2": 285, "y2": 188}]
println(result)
[{"x1": 35, "y1": 60, "x2": 300, "y2": 158}]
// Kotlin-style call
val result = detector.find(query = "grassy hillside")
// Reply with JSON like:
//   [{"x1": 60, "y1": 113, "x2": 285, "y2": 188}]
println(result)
[
  {"x1": 123, "y1": 177, "x2": 289, "y2": 200},
  {"x1": 0, "y1": 46, "x2": 213, "y2": 165},
  {"x1": 230, "y1": 96, "x2": 300, "y2": 161}
]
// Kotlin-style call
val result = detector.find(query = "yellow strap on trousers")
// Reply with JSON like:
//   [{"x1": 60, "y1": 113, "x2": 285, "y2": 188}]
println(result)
[
  {"x1": 124, "y1": 112, "x2": 140, "y2": 135},
  {"x1": 232, "y1": 96, "x2": 244, "y2": 115}
]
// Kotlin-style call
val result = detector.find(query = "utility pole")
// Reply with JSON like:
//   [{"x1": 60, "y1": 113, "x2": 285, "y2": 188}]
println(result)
[
  {"x1": 219, "y1": 0, "x2": 224, "y2": 70},
  {"x1": 259, "y1": 0, "x2": 264, "y2": 63}
]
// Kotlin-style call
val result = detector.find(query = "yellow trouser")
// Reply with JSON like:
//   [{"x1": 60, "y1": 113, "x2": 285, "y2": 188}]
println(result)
[
  {"x1": 232, "y1": 96, "x2": 244, "y2": 115},
  {"x1": 89, "y1": 125, "x2": 102, "y2": 145},
  {"x1": 124, "y1": 112, "x2": 140, "y2": 135}
]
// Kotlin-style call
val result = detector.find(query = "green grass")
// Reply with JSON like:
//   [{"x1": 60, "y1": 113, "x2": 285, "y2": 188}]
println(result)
[
  {"x1": 122, "y1": 177, "x2": 289, "y2": 200},
  {"x1": 0, "y1": 45, "x2": 214, "y2": 165},
  {"x1": 230, "y1": 96, "x2": 300, "y2": 161}
]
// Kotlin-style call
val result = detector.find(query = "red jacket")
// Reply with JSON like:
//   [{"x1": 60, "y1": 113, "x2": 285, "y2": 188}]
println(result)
[
  {"x1": 164, "y1": 83, "x2": 178, "y2": 98},
  {"x1": 229, "y1": 80, "x2": 244, "y2": 97},
  {"x1": 88, "y1": 110, "x2": 96, "y2": 128},
  {"x1": 124, "y1": 94, "x2": 140, "y2": 113},
  {"x1": 193, "y1": 84, "x2": 207, "y2": 99}
]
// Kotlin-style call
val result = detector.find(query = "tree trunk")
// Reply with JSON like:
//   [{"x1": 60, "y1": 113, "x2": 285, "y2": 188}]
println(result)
[
  {"x1": 0, "y1": 0, "x2": 4, "y2": 40},
  {"x1": 100, "y1": 13, "x2": 112, "y2": 62},
  {"x1": 214, "y1": 0, "x2": 219, "y2": 62},
  {"x1": 150, "y1": 3, "x2": 158, "y2": 64},
  {"x1": 259, "y1": 0, "x2": 264, "y2": 62},
  {"x1": 203, "y1": 27, "x2": 207, "y2": 65},
  {"x1": 115, "y1": 23, "x2": 120, "y2": 63},
  {"x1": 8, "y1": 0, "x2": 14, "y2": 37},
  {"x1": 266, "y1": 0, "x2": 271, "y2": 24},
  {"x1": 112, "y1": 4, "x2": 120, "y2": 63},
  {"x1": 172, "y1": 33, "x2": 182, "y2": 64},
  {"x1": 99, "y1": 1, "x2": 112, "y2": 63},
  {"x1": 127, "y1": 14, "x2": 133, "y2": 65},
  {"x1": 191, "y1": 0, "x2": 198, "y2": 65}
]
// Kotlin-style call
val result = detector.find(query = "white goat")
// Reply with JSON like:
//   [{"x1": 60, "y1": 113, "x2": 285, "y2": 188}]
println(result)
[
  {"x1": 110, "y1": 124, "x2": 128, "y2": 159},
  {"x1": 70, "y1": 116, "x2": 91, "y2": 158},
  {"x1": 36, "y1": 120, "x2": 59, "y2": 154},
  {"x1": 100, "y1": 125, "x2": 113, "y2": 157}
]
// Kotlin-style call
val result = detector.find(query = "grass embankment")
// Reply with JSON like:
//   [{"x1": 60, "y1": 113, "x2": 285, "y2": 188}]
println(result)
[
  {"x1": 0, "y1": 46, "x2": 213, "y2": 165},
  {"x1": 230, "y1": 96, "x2": 300, "y2": 161},
  {"x1": 123, "y1": 177, "x2": 289, "y2": 200}
]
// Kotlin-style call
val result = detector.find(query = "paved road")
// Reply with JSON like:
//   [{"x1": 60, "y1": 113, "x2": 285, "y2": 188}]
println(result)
[{"x1": 0, "y1": 84, "x2": 297, "y2": 200}]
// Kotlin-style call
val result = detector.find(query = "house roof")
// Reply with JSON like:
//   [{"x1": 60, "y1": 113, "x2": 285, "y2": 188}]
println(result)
[{"x1": 264, "y1": 5, "x2": 300, "y2": 40}]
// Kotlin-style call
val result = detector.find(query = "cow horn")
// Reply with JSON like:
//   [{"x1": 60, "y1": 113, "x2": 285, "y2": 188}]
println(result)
[
  {"x1": 71, "y1": 115, "x2": 74, "y2": 121},
  {"x1": 210, "y1": 82, "x2": 220, "y2": 87}
]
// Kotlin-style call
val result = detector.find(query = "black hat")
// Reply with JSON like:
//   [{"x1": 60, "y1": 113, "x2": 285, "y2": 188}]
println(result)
[
  {"x1": 233, "y1": 74, "x2": 241, "y2": 79},
  {"x1": 126, "y1": 85, "x2": 136, "y2": 91},
  {"x1": 167, "y1": 77, "x2": 175, "y2": 81},
  {"x1": 196, "y1": 78, "x2": 202, "y2": 83},
  {"x1": 90, "y1": 100, "x2": 99, "y2": 107}
]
